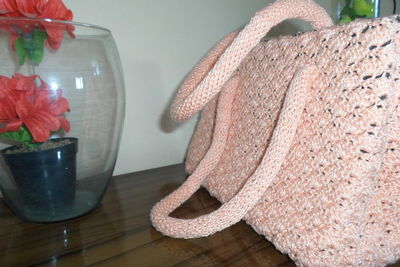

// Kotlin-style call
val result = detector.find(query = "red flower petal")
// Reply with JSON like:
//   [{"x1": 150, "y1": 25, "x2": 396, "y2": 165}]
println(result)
[
  {"x1": 42, "y1": 23, "x2": 64, "y2": 50},
  {"x1": 0, "y1": 98, "x2": 17, "y2": 121},
  {"x1": 38, "y1": 0, "x2": 71, "y2": 19},
  {"x1": 37, "y1": 78, "x2": 50, "y2": 91},
  {"x1": 0, "y1": 120, "x2": 22, "y2": 133},
  {"x1": 0, "y1": 0, "x2": 17, "y2": 14},
  {"x1": 48, "y1": 96, "x2": 70, "y2": 115},
  {"x1": 58, "y1": 116, "x2": 70, "y2": 132},
  {"x1": 33, "y1": 89, "x2": 52, "y2": 110},
  {"x1": 33, "y1": 110, "x2": 60, "y2": 131},
  {"x1": 23, "y1": 116, "x2": 50, "y2": 142},
  {"x1": 15, "y1": 98, "x2": 34, "y2": 119},
  {"x1": 14, "y1": 73, "x2": 37, "y2": 91},
  {"x1": 15, "y1": 0, "x2": 39, "y2": 17}
]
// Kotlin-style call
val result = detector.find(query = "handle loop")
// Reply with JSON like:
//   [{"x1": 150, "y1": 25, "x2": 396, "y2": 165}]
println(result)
[
  {"x1": 151, "y1": 65, "x2": 318, "y2": 238},
  {"x1": 171, "y1": 0, "x2": 332, "y2": 122},
  {"x1": 151, "y1": 0, "x2": 330, "y2": 239}
]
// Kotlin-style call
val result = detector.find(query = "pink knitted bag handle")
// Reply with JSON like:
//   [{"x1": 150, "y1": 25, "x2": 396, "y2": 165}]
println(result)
[
  {"x1": 170, "y1": 0, "x2": 333, "y2": 122},
  {"x1": 151, "y1": 0, "x2": 333, "y2": 238},
  {"x1": 151, "y1": 66, "x2": 318, "y2": 238}
]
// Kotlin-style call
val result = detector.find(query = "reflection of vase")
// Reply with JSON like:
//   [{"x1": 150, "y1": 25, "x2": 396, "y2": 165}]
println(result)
[
  {"x1": 0, "y1": 18, "x2": 125, "y2": 222},
  {"x1": 335, "y1": 0, "x2": 381, "y2": 23},
  {"x1": 1, "y1": 138, "x2": 78, "y2": 211}
]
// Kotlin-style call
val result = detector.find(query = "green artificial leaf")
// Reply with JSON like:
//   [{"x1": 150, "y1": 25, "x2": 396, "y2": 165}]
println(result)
[
  {"x1": 14, "y1": 38, "x2": 27, "y2": 65},
  {"x1": 0, "y1": 126, "x2": 34, "y2": 148},
  {"x1": 20, "y1": 127, "x2": 33, "y2": 147},
  {"x1": 14, "y1": 29, "x2": 48, "y2": 65},
  {"x1": 0, "y1": 131, "x2": 17, "y2": 142},
  {"x1": 354, "y1": 0, "x2": 374, "y2": 17},
  {"x1": 340, "y1": 6, "x2": 357, "y2": 20},
  {"x1": 338, "y1": 0, "x2": 375, "y2": 24},
  {"x1": 339, "y1": 15, "x2": 353, "y2": 24},
  {"x1": 32, "y1": 30, "x2": 47, "y2": 47},
  {"x1": 26, "y1": 30, "x2": 47, "y2": 64},
  {"x1": 31, "y1": 46, "x2": 44, "y2": 64}
]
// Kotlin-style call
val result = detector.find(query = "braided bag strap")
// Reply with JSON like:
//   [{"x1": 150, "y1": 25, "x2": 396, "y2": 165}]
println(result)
[
  {"x1": 151, "y1": 0, "x2": 332, "y2": 238},
  {"x1": 170, "y1": 0, "x2": 332, "y2": 122},
  {"x1": 151, "y1": 66, "x2": 318, "y2": 238}
]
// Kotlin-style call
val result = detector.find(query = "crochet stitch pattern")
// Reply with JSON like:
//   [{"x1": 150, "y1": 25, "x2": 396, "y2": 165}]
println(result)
[{"x1": 151, "y1": 0, "x2": 400, "y2": 266}]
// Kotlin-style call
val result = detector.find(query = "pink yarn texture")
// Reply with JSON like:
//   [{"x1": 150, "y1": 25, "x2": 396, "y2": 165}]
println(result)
[{"x1": 151, "y1": 0, "x2": 400, "y2": 266}]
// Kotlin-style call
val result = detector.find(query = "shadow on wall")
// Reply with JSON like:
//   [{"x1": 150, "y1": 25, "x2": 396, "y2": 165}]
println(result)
[
  {"x1": 159, "y1": 89, "x2": 181, "y2": 133},
  {"x1": 268, "y1": 20, "x2": 311, "y2": 37},
  {"x1": 158, "y1": 20, "x2": 309, "y2": 134}
]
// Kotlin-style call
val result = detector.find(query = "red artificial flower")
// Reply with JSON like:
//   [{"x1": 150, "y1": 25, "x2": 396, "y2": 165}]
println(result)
[
  {"x1": 0, "y1": 0, "x2": 74, "y2": 50},
  {"x1": 0, "y1": 73, "x2": 70, "y2": 142},
  {"x1": 37, "y1": 0, "x2": 74, "y2": 49},
  {"x1": 0, "y1": 0, "x2": 19, "y2": 16},
  {"x1": 0, "y1": 73, "x2": 36, "y2": 104}
]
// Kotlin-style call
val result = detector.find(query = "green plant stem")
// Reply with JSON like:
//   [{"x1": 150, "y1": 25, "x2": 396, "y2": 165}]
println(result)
[{"x1": 29, "y1": 51, "x2": 36, "y2": 76}]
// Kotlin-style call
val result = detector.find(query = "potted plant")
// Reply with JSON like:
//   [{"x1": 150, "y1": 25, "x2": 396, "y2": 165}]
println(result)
[
  {"x1": 0, "y1": 73, "x2": 77, "y2": 208},
  {"x1": 0, "y1": 0, "x2": 125, "y2": 222}
]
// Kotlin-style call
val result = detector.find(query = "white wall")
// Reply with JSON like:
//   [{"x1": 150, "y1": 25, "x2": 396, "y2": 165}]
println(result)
[{"x1": 64, "y1": 0, "x2": 338, "y2": 175}]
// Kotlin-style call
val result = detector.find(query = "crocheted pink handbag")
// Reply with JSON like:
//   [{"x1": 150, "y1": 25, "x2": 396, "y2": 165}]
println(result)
[{"x1": 151, "y1": 0, "x2": 400, "y2": 265}]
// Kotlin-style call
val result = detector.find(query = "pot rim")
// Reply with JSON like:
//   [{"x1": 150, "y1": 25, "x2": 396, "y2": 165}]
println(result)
[
  {"x1": 0, "y1": 137, "x2": 78, "y2": 156},
  {"x1": 0, "y1": 16, "x2": 110, "y2": 33}
]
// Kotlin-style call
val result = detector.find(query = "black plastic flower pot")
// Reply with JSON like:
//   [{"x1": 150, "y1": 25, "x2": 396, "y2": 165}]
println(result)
[{"x1": 0, "y1": 137, "x2": 78, "y2": 209}]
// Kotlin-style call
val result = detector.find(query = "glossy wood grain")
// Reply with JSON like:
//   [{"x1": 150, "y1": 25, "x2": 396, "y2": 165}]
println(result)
[{"x1": 0, "y1": 164, "x2": 398, "y2": 267}]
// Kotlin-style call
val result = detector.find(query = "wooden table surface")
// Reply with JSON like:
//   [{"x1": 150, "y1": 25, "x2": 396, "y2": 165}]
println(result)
[{"x1": 0, "y1": 164, "x2": 399, "y2": 267}]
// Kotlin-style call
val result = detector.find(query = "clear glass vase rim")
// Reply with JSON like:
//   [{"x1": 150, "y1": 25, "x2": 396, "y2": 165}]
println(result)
[{"x1": 0, "y1": 17, "x2": 110, "y2": 33}]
